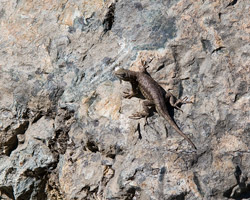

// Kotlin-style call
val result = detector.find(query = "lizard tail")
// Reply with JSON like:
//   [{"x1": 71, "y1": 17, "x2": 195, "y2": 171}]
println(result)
[{"x1": 159, "y1": 109, "x2": 197, "y2": 150}]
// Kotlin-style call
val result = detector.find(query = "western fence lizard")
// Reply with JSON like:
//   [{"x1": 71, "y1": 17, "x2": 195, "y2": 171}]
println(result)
[{"x1": 114, "y1": 61, "x2": 197, "y2": 149}]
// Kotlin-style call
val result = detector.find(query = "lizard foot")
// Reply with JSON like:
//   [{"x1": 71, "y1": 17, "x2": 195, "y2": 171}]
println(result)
[
  {"x1": 129, "y1": 112, "x2": 145, "y2": 119},
  {"x1": 123, "y1": 91, "x2": 135, "y2": 99},
  {"x1": 172, "y1": 96, "x2": 193, "y2": 112},
  {"x1": 129, "y1": 112, "x2": 149, "y2": 126},
  {"x1": 178, "y1": 96, "x2": 193, "y2": 104}
]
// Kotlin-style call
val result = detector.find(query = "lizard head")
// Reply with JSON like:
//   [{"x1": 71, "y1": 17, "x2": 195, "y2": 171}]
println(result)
[{"x1": 114, "y1": 67, "x2": 133, "y2": 82}]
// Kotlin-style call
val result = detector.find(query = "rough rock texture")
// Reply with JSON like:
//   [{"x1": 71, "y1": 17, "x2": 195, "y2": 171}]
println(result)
[{"x1": 0, "y1": 0, "x2": 249, "y2": 199}]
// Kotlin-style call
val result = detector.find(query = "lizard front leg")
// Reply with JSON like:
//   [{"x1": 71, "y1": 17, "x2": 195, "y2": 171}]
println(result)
[
  {"x1": 123, "y1": 81, "x2": 139, "y2": 99},
  {"x1": 129, "y1": 100, "x2": 154, "y2": 124},
  {"x1": 139, "y1": 58, "x2": 153, "y2": 75},
  {"x1": 165, "y1": 92, "x2": 192, "y2": 112}
]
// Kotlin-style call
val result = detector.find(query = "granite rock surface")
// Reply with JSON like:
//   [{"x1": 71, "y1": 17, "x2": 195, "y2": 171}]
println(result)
[{"x1": 0, "y1": 0, "x2": 249, "y2": 199}]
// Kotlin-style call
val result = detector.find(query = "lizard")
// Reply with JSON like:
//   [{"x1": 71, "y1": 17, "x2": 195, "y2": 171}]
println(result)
[{"x1": 114, "y1": 60, "x2": 197, "y2": 150}]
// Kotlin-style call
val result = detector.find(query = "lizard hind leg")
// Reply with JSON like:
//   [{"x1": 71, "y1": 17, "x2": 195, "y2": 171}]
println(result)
[
  {"x1": 166, "y1": 93, "x2": 192, "y2": 112},
  {"x1": 129, "y1": 100, "x2": 154, "y2": 125}
]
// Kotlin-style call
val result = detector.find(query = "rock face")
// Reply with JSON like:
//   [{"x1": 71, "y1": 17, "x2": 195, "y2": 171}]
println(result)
[{"x1": 0, "y1": 0, "x2": 249, "y2": 199}]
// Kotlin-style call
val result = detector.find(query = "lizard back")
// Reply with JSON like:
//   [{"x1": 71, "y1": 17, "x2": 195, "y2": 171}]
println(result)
[{"x1": 137, "y1": 72, "x2": 166, "y2": 105}]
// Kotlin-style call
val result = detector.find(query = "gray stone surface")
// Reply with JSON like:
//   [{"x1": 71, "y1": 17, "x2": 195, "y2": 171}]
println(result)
[{"x1": 0, "y1": 0, "x2": 249, "y2": 199}]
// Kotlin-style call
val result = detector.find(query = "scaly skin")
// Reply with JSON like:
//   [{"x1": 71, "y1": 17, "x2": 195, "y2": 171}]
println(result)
[{"x1": 114, "y1": 67, "x2": 197, "y2": 150}]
